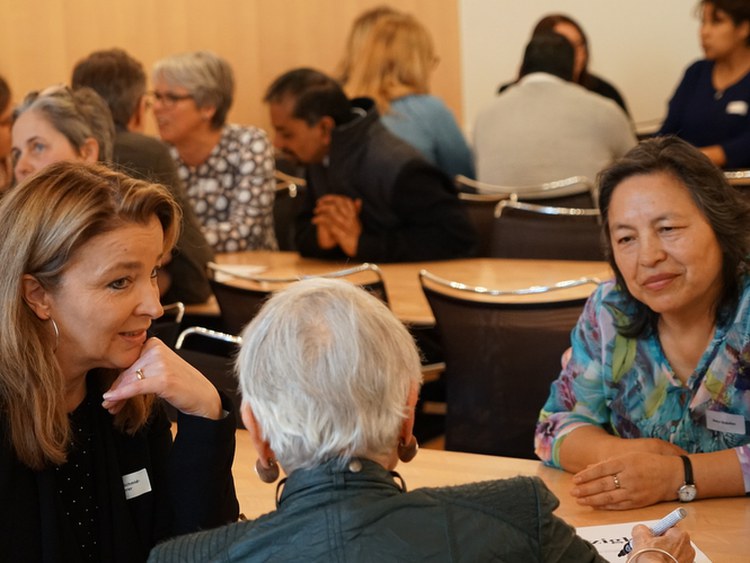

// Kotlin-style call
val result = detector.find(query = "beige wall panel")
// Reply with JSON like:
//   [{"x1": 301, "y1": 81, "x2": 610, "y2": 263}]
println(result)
[{"x1": 0, "y1": 0, "x2": 461, "y2": 137}]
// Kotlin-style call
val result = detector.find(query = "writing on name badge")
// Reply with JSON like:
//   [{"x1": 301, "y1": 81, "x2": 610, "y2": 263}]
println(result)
[
  {"x1": 706, "y1": 410, "x2": 745, "y2": 435},
  {"x1": 122, "y1": 468, "x2": 152, "y2": 500}
]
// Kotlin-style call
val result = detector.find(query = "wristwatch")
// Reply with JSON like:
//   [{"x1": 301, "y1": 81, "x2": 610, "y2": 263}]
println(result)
[{"x1": 677, "y1": 455, "x2": 697, "y2": 502}]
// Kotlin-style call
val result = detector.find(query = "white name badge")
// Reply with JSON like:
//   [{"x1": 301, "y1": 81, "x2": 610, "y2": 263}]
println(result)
[
  {"x1": 726, "y1": 100, "x2": 748, "y2": 116},
  {"x1": 706, "y1": 410, "x2": 746, "y2": 435},
  {"x1": 122, "y1": 468, "x2": 152, "y2": 500}
]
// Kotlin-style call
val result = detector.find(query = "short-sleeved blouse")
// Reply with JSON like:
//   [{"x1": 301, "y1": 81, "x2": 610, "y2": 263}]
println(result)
[
  {"x1": 535, "y1": 279, "x2": 750, "y2": 492},
  {"x1": 173, "y1": 124, "x2": 278, "y2": 253}
]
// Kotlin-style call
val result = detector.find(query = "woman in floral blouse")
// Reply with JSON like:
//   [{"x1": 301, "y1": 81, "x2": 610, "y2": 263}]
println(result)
[
  {"x1": 535, "y1": 136, "x2": 750, "y2": 509},
  {"x1": 152, "y1": 51, "x2": 277, "y2": 253}
]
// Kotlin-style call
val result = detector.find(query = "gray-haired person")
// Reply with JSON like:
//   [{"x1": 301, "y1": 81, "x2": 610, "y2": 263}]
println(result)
[{"x1": 149, "y1": 278, "x2": 693, "y2": 562}]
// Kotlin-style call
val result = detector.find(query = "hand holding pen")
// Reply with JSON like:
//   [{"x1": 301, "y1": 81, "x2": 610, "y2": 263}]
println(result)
[
  {"x1": 617, "y1": 507, "x2": 694, "y2": 562},
  {"x1": 619, "y1": 507, "x2": 687, "y2": 557}
]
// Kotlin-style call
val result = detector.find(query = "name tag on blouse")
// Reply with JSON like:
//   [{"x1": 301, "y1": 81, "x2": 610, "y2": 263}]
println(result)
[
  {"x1": 122, "y1": 468, "x2": 152, "y2": 500},
  {"x1": 726, "y1": 101, "x2": 748, "y2": 116},
  {"x1": 706, "y1": 411, "x2": 746, "y2": 435}
]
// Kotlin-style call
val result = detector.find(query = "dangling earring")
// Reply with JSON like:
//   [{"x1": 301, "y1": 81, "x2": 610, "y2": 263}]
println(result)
[
  {"x1": 255, "y1": 457, "x2": 280, "y2": 483},
  {"x1": 49, "y1": 318, "x2": 59, "y2": 352},
  {"x1": 397, "y1": 435, "x2": 419, "y2": 463}
]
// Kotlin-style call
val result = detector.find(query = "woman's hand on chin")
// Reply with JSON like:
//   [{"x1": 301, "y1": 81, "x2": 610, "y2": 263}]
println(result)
[{"x1": 101, "y1": 337, "x2": 223, "y2": 420}]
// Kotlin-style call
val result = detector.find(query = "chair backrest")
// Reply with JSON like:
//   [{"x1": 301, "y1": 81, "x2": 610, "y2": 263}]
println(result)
[
  {"x1": 458, "y1": 192, "x2": 509, "y2": 257},
  {"x1": 207, "y1": 262, "x2": 388, "y2": 335},
  {"x1": 149, "y1": 301, "x2": 185, "y2": 348},
  {"x1": 490, "y1": 200, "x2": 605, "y2": 261},
  {"x1": 455, "y1": 174, "x2": 597, "y2": 208},
  {"x1": 419, "y1": 270, "x2": 596, "y2": 458},
  {"x1": 274, "y1": 171, "x2": 307, "y2": 251},
  {"x1": 175, "y1": 327, "x2": 245, "y2": 428}
]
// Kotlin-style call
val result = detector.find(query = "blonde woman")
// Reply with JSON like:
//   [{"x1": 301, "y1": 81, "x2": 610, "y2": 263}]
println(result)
[
  {"x1": 0, "y1": 162, "x2": 238, "y2": 561},
  {"x1": 344, "y1": 13, "x2": 475, "y2": 179}
]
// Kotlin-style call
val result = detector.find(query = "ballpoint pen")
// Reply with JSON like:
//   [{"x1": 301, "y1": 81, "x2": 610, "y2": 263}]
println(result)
[{"x1": 618, "y1": 507, "x2": 687, "y2": 557}]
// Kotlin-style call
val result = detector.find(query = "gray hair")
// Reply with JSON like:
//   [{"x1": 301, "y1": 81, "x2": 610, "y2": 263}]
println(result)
[
  {"x1": 152, "y1": 51, "x2": 234, "y2": 129},
  {"x1": 13, "y1": 86, "x2": 115, "y2": 161},
  {"x1": 236, "y1": 278, "x2": 423, "y2": 474}
]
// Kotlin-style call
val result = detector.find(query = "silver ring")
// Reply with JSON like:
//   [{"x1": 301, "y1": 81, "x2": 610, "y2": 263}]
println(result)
[
  {"x1": 135, "y1": 368, "x2": 145, "y2": 381},
  {"x1": 613, "y1": 474, "x2": 621, "y2": 489}
]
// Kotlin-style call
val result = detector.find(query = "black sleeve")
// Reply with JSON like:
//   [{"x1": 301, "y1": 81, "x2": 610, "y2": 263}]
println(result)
[
  {"x1": 166, "y1": 393, "x2": 239, "y2": 535},
  {"x1": 356, "y1": 161, "x2": 477, "y2": 262}
]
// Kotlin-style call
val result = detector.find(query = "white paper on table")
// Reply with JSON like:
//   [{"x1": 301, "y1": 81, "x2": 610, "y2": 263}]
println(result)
[
  {"x1": 576, "y1": 519, "x2": 711, "y2": 562},
  {"x1": 210, "y1": 263, "x2": 267, "y2": 282}
]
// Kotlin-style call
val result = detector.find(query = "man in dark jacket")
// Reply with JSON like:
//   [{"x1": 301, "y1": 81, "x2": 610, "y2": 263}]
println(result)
[
  {"x1": 263, "y1": 68, "x2": 476, "y2": 262},
  {"x1": 72, "y1": 48, "x2": 214, "y2": 304}
]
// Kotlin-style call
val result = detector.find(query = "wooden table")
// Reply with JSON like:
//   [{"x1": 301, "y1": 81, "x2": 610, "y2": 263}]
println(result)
[
  {"x1": 231, "y1": 430, "x2": 750, "y2": 562},
  {"x1": 190, "y1": 251, "x2": 611, "y2": 326}
]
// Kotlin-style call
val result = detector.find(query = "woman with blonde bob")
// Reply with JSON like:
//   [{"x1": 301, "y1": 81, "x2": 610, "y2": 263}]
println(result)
[
  {"x1": 0, "y1": 161, "x2": 237, "y2": 561},
  {"x1": 344, "y1": 13, "x2": 475, "y2": 179},
  {"x1": 149, "y1": 278, "x2": 692, "y2": 563}
]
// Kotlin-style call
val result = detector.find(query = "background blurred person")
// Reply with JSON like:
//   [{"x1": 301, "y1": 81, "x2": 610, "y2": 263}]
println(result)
[
  {"x1": 336, "y1": 4, "x2": 400, "y2": 85},
  {"x1": 12, "y1": 86, "x2": 114, "y2": 182},
  {"x1": 475, "y1": 32, "x2": 635, "y2": 200},
  {"x1": 536, "y1": 137, "x2": 750, "y2": 509},
  {"x1": 658, "y1": 0, "x2": 750, "y2": 168},
  {"x1": 498, "y1": 14, "x2": 629, "y2": 115},
  {"x1": 344, "y1": 12, "x2": 475, "y2": 179},
  {"x1": 72, "y1": 48, "x2": 213, "y2": 304},
  {"x1": 264, "y1": 68, "x2": 475, "y2": 262},
  {"x1": 152, "y1": 51, "x2": 277, "y2": 253},
  {"x1": 0, "y1": 75, "x2": 12, "y2": 192},
  {"x1": 0, "y1": 161, "x2": 237, "y2": 562},
  {"x1": 149, "y1": 278, "x2": 693, "y2": 563}
]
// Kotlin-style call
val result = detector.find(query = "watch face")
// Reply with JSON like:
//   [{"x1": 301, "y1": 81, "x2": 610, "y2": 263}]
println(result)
[{"x1": 678, "y1": 484, "x2": 697, "y2": 502}]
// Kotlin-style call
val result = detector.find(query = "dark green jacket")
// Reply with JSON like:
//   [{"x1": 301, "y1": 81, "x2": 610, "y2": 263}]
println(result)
[{"x1": 149, "y1": 458, "x2": 604, "y2": 562}]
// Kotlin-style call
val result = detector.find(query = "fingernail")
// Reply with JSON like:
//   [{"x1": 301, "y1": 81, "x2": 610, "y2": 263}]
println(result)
[{"x1": 102, "y1": 392, "x2": 113, "y2": 400}]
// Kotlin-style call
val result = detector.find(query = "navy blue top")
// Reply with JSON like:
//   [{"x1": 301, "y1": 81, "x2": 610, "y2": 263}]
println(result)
[{"x1": 658, "y1": 59, "x2": 750, "y2": 168}]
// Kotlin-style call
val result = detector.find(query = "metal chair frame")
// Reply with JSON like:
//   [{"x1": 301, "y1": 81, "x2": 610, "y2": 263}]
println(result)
[
  {"x1": 455, "y1": 174, "x2": 596, "y2": 202},
  {"x1": 494, "y1": 199, "x2": 601, "y2": 219},
  {"x1": 418, "y1": 269, "x2": 601, "y2": 297}
]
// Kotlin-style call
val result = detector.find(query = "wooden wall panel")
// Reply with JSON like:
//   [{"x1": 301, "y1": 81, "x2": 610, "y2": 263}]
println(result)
[{"x1": 0, "y1": 0, "x2": 461, "y2": 136}]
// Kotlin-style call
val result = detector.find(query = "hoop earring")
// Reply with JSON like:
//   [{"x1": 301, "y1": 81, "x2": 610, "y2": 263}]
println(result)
[
  {"x1": 397, "y1": 435, "x2": 419, "y2": 463},
  {"x1": 255, "y1": 457, "x2": 280, "y2": 483},
  {"x1": 49, "y1": 318, "x2": 59, "y2": 353}
]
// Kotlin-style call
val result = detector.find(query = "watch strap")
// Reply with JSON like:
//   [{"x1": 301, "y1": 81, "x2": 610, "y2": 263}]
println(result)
[{"x1": 680, "y1": 455, "x2": 694, "y2": 485}]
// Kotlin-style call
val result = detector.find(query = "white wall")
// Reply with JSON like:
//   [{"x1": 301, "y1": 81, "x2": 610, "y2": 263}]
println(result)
[{"x1": 459, "y1": 0, "x2": 702, "y2": 136}]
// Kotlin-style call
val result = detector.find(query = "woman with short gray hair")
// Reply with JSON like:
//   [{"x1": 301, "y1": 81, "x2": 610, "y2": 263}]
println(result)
[
  {"x1": 152, "y1": 51, "x2": 277, "y2": 253},
  {"x1": 149, "y1": 278, "x2": 692, "y2": 563}
]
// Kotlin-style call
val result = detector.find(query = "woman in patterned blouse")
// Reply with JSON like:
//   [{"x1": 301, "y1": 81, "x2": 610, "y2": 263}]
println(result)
[
  {"x1": 535, "y1": 136, "x2": 750, "y2": 509},
  {"x1": 152, "y1": 51, "x2": 277, "y2": 253}
]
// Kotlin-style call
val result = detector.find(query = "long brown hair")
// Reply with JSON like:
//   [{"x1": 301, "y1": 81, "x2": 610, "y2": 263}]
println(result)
[{"x1": 0, "y1": 161, "x2": 180, "y2": 470}]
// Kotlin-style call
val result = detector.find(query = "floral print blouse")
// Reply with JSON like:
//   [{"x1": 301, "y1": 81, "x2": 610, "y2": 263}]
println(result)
[
  {"x1": 173, "y1": 124, "x2": 278, "y2": 253},
  {"x1": 535, "y1": 279, "x2": 750, "y2": 493}
]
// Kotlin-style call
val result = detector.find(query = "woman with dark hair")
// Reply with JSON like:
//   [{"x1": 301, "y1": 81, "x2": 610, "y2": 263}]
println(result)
[
  {"x1": 658, "y1": 0, "x2": 750, "y2": 168},
  {"x1": 499, "y1": 13, "x2": 629, "y2": 115},
  {"x1": 536, "y1": 136, "x2": 750, "y2": 509},
  {"x1": 0, "y1": 161, "x2": 238, "y2": 561}
]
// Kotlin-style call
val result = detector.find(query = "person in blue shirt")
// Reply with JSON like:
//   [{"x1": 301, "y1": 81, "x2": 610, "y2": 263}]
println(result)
[
  {"x1": 343, "y1": 12, "x2": 475, "y2": 180},
  {"x1": 658, "y1": 0, "x2": 750, "y2": 168},
  {"x1": 536, "y1": 136, "x2": 750, "y2": 510}
]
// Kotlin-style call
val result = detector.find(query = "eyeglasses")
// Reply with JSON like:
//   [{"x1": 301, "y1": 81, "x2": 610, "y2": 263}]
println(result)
[{"x1": 149, "y1": 91, "x2": 194, "y2": 108}]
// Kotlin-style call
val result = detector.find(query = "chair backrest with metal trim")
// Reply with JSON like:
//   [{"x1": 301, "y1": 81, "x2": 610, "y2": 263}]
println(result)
[
  {"x1": 457, "y1": 191, "x2": 510, "y2": 257},
  {"x1": 149, "y1": 301, "x2": 185, "y2": 349},
  {"x1": 490, "y1": 200, "x2": 604, "y2": 261},
  {"x1": 455, "y1": 174, "x2": 596, "y2": 208},
  {"x1": 274, "y1": 171, "x2": 308, "y2": 251},
  {"x1": 419, "y1": 270, "x2": 597, "y2": 458},
  {"x1": 207, "y1": 262, "x2": 388, "y2": 335}
]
